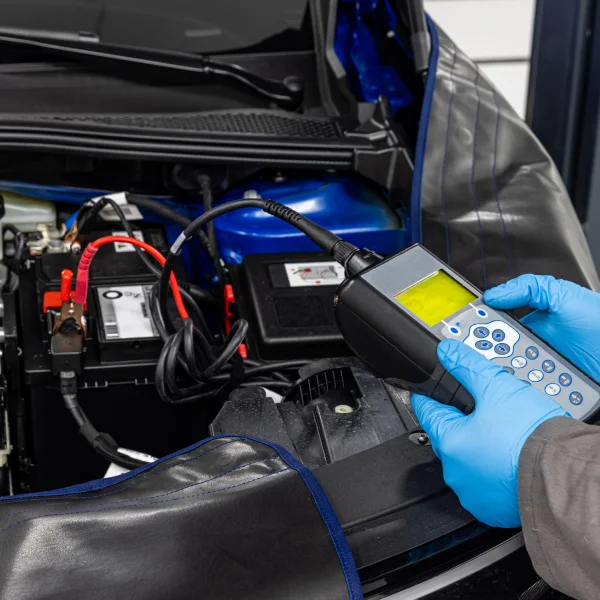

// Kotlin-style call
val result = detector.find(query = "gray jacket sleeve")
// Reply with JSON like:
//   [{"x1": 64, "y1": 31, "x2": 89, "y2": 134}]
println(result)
[{"x1": 519, "y1": 416, "x2": 600, "y2": 600}]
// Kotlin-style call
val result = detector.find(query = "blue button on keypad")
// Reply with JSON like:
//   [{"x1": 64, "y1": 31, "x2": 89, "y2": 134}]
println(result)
[
  {"x1": 503, "y1": 367, "x2": 515, "y2": 375},
  {"x1": 542, "y1": 360, "x2": 556, "y2": 374},
  {"x1": 495, "y1": 343, "x2": 510, "y2": 356},
  {"x1": 475, "y1": 340, "x2": 493, "y2": 351},
  {"x1": 492, "y1": 329, "x2": 506, "y2": 342},
  {"x1": 559, "y1": 373, "x2": 572, "y2": 387},
  {"x1": 474, "y1": 327, "x2": 489, "y2": 339},
  {"x1": 525, "y1": 347, "x2": 539, "y2": 360},
  {"x1": 570, "y1": 392, "x2": 583, "y2": 406}
]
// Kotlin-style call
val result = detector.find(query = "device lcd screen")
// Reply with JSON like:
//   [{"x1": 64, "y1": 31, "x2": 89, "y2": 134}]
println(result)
[{"x1": 395, "y1": 270, "x2": 477, "y2": 327}]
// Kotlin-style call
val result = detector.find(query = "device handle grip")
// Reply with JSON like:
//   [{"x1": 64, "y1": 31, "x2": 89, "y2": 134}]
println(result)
[{"x1": 385, "y1": 364, "x2": 475, "y2": 415}]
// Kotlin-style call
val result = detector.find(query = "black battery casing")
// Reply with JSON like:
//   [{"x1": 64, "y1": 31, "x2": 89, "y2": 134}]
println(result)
[
  {"x1": 10, "y1": 228, "x2": 219, "y2": 493},
  {"x1": 231, "y1": 252, "x2": 350, "y2": 360}
]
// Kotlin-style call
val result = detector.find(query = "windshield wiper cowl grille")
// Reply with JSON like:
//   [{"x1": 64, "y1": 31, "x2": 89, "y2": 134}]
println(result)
[
  {"x1": 0, "y1": 103, "x2": 413, "y2": 193},
  {"x1": 18, "y1": 110, "x2": 342, "y2": 139},
  {"x1": 0, "y1": 32, "x2": 304, "y2": 110}
]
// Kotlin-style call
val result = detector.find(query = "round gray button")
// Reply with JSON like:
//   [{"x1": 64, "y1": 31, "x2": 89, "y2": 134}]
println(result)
[
  {"x1": 503, "y1": 367, "x2": 515, "y2": 375},
  {"x1": 559, "y1": 373, "x2": 572, "y2": 387},
  {"x1": 528, "y1": 370, "x2": 544, "y2": 383},
  {"x1": 542, "y1": 360, "x2": 556, "y2": 373},
  {"x1": 492, "y1": 329, "x2": 506, "y2": 342},
  {"x1": 474, "y1": 327, "x2": 490, "y2": 339},
  {"x1": 525, "y1": 347, "x2": 539, "y2": 360},
  {"x1": 512, "y1": 357, "x2": 527, "y2": 369},
  {"x1": 495, "y1": 343, "x2": 510, "y2": 356},
  {"x1": 569, "y1": 392, "x2": 583, "y2": 406},
  {"x1": 475, "y1": 340, "x2": 493, "y2": 351}
]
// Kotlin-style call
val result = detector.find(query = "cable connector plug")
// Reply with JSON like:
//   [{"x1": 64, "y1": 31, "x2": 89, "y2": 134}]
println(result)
[
  {"x1": 334, "y1": 242, "x2": 383, "y2": 277},
  {"x1": 332, "y1": 240, "x2": 358, "y2": 267},
  {"x1": 59, "y1": 370, "x2": 78, "y2": 400}
]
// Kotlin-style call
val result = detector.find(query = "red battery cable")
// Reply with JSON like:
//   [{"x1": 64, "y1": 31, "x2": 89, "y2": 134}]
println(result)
[{"x1": 74, "y1": 236, "x2": 189, "y2": 320}]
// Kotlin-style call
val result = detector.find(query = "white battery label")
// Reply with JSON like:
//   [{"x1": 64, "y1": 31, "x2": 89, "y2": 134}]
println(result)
[
  {"x1": 97, "y1": 284, "x2": 158, "y2": 340},
  {"x1": 284, "y1": 261, "x2": 345, "y2": 287},
  {"x1": 112, "y1": 230, "x2": 144, "y2": 252}
]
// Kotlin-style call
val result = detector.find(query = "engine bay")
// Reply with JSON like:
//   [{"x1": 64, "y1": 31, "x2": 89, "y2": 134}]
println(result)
[
  {"x1": 0, "y1": 2, "x2": 593, "y2": 597},
  {"x1": 0, "y1": 172, "x2": 481, "y2": 579}
]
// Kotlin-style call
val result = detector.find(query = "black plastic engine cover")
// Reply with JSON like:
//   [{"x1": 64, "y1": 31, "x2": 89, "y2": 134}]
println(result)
[
  {"x1": 210, "y1": 358, "x2": 476, "y2": 570},
  {"x1": 212, "y1": 358, "x2": 418, "y2": 468}
]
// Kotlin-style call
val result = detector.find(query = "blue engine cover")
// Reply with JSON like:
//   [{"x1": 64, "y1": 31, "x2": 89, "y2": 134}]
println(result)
[{"x1": 216, "y1": 177, "x2": 408, "y2": 263}]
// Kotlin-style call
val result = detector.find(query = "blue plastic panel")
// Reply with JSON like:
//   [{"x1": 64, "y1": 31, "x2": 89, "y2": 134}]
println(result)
[{"x1": 217, "y1": 177, "x2": 408, "y2": 263}]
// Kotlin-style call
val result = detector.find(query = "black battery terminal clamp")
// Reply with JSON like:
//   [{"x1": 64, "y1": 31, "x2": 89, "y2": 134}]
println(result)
[{"x1": 49, "y1": 269, "x2": 87, "y2": 376}]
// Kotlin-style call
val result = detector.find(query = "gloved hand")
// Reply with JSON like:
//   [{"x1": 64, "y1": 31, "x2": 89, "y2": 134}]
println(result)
[
  {"x1": 412, "y1": 339, "x2": 569, "y2": 528},
  {"x1": 484, "y1": 274, "x2": 600, "y2": 382}
]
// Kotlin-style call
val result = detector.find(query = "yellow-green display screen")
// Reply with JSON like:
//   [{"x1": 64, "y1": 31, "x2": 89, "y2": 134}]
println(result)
[{"x1": 395, "y1": 271, "x2": 477, "y2": 327}]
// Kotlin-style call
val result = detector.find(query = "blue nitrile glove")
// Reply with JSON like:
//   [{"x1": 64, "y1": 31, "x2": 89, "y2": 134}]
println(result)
[
  {"x1": 412, "y1": 339, "x2": 569, "y2": 528},
  {"x1": 484, "y1": 274, "x2": 600, "y2": 382}
]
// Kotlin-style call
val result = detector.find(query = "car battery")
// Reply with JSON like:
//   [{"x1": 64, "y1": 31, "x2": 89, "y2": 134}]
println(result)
[
  {"x1": 9, "y1": 226, "x2": 218, "y2": 493},
  {"x1": 230, "y1": 252, "x2": 351, "y2": 361}
]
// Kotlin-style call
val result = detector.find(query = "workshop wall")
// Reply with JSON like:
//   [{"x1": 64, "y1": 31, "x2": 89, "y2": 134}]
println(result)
[{"x1": 425, "y1": 0, "x2": 536, "y2": 118}]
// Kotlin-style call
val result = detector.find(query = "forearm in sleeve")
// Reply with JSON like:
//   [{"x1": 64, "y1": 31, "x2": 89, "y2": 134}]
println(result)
[{"x1": 519, "y1": 416, "x2": 600, "y2": 600}]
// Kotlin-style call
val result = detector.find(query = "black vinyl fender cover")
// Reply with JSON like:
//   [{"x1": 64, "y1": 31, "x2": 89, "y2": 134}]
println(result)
[
  {"x1": 0, "y1": 435, "x2": 363, "y2": 600},
  {"x1": 413, "y1": 19, "x2": 599, "y2": 291}
]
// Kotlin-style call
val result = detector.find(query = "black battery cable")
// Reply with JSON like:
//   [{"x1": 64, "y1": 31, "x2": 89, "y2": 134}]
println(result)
[
  {"x1": 125, "y1": 192, "x2": 225, "y2": 287},
  {"x1": 59, "y1": 371, "x2": 152, "y2": 471},
  {"x1": 117, "y1": 191, "x2": 306, "y2": 398},
  {"x1": 154, "y1": 198, "x2": 358, "y2": 405}
]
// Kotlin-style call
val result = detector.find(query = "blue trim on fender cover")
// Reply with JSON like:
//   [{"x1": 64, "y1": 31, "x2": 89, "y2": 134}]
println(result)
[{"x1": 410, "y1": 16, "x2": 440, "y2": 243}]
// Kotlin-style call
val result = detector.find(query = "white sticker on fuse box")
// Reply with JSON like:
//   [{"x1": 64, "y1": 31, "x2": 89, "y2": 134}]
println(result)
[
  {"x1": 95, "y1": 192, "x2": 143, "y2": 222},
  {"x1": 97, "y1": 284, "x2": 158, "y2": 340},
  {"x1": 284, "y1": 261, "x2": 345, "y2": 287}
]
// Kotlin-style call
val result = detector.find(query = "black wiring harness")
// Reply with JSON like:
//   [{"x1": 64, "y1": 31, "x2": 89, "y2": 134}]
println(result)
[
  {"x1": 59, "y1": 371, "x2": 146, "y2": 471},
  {"x1": 154, "y1": 197, "x2": 355, "y2": 405}
]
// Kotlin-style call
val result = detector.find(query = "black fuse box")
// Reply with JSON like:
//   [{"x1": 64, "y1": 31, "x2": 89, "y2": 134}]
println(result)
[
  {"x1": 231, "y1": 252, "x2": 351, "y2": 361},
  {"x1": 10, "y1": 227, "x2": 219, "y2": 493}
]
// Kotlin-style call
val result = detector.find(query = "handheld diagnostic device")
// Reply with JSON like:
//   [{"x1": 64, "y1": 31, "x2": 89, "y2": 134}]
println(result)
[{"x1": 334, "y1": 244, "x2": 600, "y2": 421}]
